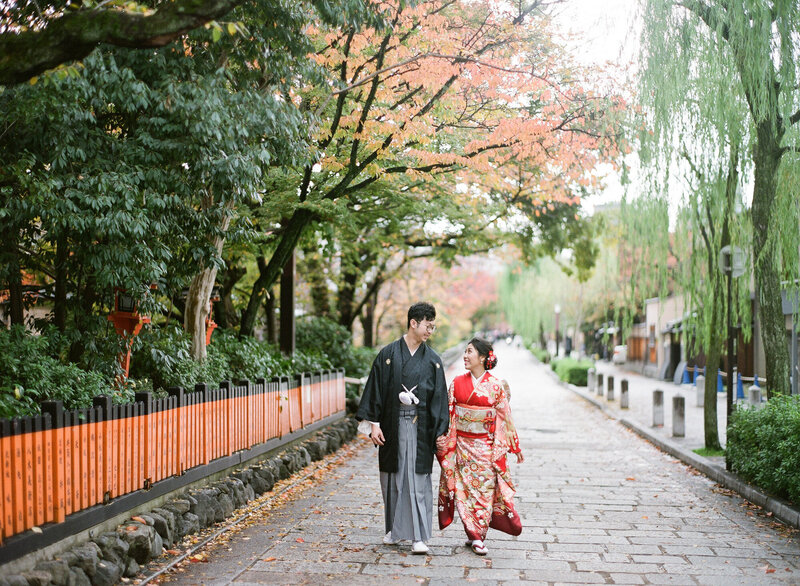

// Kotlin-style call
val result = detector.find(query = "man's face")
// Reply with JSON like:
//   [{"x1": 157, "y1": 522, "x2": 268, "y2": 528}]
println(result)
[{"x1": 411, "y1": 318, "x2": 436, "y2": 342}]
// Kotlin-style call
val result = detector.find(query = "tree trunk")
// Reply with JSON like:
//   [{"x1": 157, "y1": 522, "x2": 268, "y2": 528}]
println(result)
[
  {"x1": 265, "y1": 283, "x2": 277, "y2": 344},
  {"x1": 703, "y1": 338, "x2": 723, "y2": 451},
  {"x1": 7, "y1": 246, "x2": 24, "y2": 326},
  {"x1": 704, "y1": 299, "x2": 723, "y2": 451},
  {"x1": 337, "y1": 269, "x2": 358, "y2": 332},
  {"x1": 54, "y1": 235, "x2": 68, "y2": 332},
  {"x1": 185, "y1": 208, "x2": 232, "y2": 361},
  {"x1": 68, "y1": 276, "x2": 98, "y2": 364},
  {"x1": 303, "y1": 244, "x2": 331, "y2": 318},
  {"x1": 184, "y1": 266, "x2": 218, "y2": 361},
  {"x1": 279, "y1": 251, "x2": 295, "y2": 355},
  {"x1": 239, "y1": 208, "x2": 314, "y2": 338},
  {"x1": 215, "y1": 265, "x2": 246, "y2": 329},
  {"x1": 751, "y1": 131, "x2": 789, "y2": 397},
  {"x1": 360, "y1": 288, "x2": 378, "y2": 347}
]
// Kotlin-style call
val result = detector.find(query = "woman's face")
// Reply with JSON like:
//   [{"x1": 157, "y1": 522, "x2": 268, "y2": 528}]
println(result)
[{"x1": 463, "y1": 343, "x2": 485, "y2": 371}]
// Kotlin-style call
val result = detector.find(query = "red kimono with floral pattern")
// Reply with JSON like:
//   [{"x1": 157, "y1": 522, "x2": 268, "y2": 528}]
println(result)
[{"x1": 436, "y1": 372, "x2": 522, "y2": 540}]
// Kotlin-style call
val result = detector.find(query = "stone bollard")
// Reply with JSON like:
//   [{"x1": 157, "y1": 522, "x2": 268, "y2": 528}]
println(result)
[
  {"x1": 748, "y1": 385, "x2": 763, "y2": 410},
  {"x1": 607, "y1": 375, "x2": 615, "y2": 401},
  {"x1": 588, "y1": 367, "x2": 596, "y2": 393},
  {"x1": 620, "y1": 379, "x2": 629, "y2": 409},
  {"x1": 672, "y1": 395, "x2": 685, "y2": 437},
  {"x1": 596, "y1": 373, "x2": 604, "y2": 397},
  {"x1": 653, "y1": 389, "x2": 664, "y2": 427},
  {"x1": 695, "y1": 374, "x2": 705, "y2": 407}
]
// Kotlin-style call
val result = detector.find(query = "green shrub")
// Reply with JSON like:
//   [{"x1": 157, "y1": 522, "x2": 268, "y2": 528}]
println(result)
[
  {"x1": 296, "y1": 316, "x2": 376, "y2": 406},
  {"x1": 296, "y1": 316, "x2": 373, "y2": 379},
  {"x1": 130, "y1": 325, "x2": 226, "y2": 391},
  {"x1": 0, "y1": 326, "x2": 119, "y2": 416},
  {"x1": 130, "y1": 326, "x2": 334, "y2": 392},
  {"x1": 551, "y1": 357, "x2": 593, "y2": 386},
  {"x1": 727, "y1": 395, "x2": 800, "y2": 504},
  {"x1": 530, "y1": 347, "x2": 550, "y2": 363},
  {"x1": 565, "y1": 366, "x2": 589, "y2": 386},
  {"x1": 1, "y1": 317, "x2": 372, "y2": 417},
  {"x1": 296, "y1": 317, "x2": 352, "y2": 368}
]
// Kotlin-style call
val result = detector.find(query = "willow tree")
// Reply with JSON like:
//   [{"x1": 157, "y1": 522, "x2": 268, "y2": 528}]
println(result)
[{"x1": 639, "y1": 0, "x2": 800, "y2": 396}]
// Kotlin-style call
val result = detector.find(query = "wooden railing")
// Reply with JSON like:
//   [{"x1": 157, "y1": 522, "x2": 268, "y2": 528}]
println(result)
[{"x1": 0, "y1": 370, "x2": 345, "y2": 544}]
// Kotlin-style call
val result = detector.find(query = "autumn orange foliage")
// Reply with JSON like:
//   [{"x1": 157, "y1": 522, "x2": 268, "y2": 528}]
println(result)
[{"x1": 301, "y1": 0, "x2": 626, "y2": 211}]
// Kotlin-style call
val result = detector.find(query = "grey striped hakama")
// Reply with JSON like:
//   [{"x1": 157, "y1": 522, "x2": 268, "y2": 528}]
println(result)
[{"x1": 380, "y1": 406, "x2": 433, "y2": 542}]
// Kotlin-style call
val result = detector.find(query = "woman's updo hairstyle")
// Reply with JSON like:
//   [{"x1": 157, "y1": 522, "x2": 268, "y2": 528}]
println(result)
[{"x1": 469, "y1": 337, "x2": 498, "y2": 370}]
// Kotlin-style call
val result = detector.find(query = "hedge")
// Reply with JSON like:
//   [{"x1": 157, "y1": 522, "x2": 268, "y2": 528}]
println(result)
[
  {"x1": 551, "y1": 357, "x2": 594, "y2": 387},
  {"x1": 726, "y1": 395, "x2": 800, "y2": 504},
  {"x1": 530, "y1": 347, "x2": 550, "y2": 363},
  {"x1": 0, "y1": 317, "x2": 375, "y2": 418}
]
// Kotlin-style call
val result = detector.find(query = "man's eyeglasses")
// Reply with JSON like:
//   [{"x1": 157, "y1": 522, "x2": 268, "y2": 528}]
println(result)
[{"x1": 421, "y1": 323, "x2": 436, "y2": 333}]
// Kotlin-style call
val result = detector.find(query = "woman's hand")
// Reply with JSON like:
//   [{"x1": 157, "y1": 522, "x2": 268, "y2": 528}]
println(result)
[{"x1": 515, "y1": 452, "x2": 524, "y2": 464}]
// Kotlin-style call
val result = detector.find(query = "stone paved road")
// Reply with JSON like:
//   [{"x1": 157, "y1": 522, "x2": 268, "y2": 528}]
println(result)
[{"x1": 161, "y1": 343, "x2": 799, "y2": 585}]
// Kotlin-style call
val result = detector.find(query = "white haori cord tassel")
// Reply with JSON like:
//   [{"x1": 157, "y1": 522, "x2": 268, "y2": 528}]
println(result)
[{"x1": 399, "y1": 384, "x2": 419, "y2": 406}]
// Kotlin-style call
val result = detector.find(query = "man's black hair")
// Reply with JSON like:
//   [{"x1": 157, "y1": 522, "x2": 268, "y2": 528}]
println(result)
[{"x1": 407, "y1": 302, "x2": 436, "y2": 329}]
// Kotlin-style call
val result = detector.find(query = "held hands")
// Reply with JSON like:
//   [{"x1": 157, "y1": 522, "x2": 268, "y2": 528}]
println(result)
[{"x1": 370, "y1": 422, "x2": 385, "y2": 446}]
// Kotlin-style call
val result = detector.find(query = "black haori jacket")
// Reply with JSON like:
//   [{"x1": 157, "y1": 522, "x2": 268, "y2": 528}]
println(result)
[{"x1": 356, "y1": 338, "x2": 449, "y2": 475}]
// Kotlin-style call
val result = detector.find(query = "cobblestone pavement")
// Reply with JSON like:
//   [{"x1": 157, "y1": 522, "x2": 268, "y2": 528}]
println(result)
[{"x1": 162, "y1": 343, "x2": 799, "y2": 585}]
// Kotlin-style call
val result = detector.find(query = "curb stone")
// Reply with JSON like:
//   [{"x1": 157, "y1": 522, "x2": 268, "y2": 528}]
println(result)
[{"x1": 548, "y1": 366, "x2": 800, "y2": 531}]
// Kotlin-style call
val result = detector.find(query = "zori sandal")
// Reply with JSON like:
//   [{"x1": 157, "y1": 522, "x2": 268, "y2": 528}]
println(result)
[{"x1": 470, "y1": 540, "x2": 488, "y2": 555}]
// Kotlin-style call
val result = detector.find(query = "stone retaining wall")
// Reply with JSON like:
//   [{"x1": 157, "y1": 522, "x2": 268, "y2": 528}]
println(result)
[{"x1": 0, "y1": 418, "x2": 358, "y2": 586}]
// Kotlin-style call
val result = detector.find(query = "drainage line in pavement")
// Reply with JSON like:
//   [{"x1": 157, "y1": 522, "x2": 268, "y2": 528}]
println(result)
[{"x1": 136, "y1": 458, "x2": 334, "y2": 585}]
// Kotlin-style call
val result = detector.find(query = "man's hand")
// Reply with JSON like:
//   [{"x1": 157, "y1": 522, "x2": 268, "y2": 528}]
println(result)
[{"x1": 371, "y1": 423, "x2": 385, "y2": 446}]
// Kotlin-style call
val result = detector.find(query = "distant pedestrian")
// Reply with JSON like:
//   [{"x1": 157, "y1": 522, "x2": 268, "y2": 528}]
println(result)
[
  {"x1": 356, "y1": 302, "x2": 450, "y2": 555},
  {"x1": 436, "y1": 338, "x2": 523, "y2": 556}
]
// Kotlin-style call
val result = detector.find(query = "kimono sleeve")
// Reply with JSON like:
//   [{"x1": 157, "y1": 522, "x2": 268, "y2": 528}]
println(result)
[
  {"x1": 356, "y1": 352, "x2": 384, "y2": 423},
  {"x1": 495, "y1": 383, "x2": 521, "y2": 454},
  {"x1": 430, "y1": 357, "x2": 449, "y2": 439}
]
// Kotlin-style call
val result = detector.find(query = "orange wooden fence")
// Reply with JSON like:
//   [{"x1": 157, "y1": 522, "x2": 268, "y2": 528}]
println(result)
[{"x1": 0, "y1": 370, "x2": 345, "y2": 544}]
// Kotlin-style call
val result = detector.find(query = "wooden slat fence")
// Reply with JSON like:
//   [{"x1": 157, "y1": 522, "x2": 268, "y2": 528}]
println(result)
[{"x1": 0, "y1": 369, "x2": 345, "y2": 544}]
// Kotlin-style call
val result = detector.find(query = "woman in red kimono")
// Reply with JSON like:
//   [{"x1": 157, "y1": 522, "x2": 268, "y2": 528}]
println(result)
[{"x1": 436, "y1": 337, "x2": 523, "y2": 555}]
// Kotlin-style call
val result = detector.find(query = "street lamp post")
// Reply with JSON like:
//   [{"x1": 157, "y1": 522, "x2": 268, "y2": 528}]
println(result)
[{"x1": 554, "y1": 304, "x2": 561, "y2": 358}]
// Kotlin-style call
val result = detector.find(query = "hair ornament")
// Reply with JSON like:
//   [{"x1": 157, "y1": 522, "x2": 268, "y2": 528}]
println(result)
[{"x1": 484, "y1": 350, "x2": 498, "y2": 370}]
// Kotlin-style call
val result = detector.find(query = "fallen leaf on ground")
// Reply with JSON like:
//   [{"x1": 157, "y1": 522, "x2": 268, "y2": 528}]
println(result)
[
  {"x1": 263, "y1": 557, "x2": 277, "y2": 562},
  {"x1": 296, "y1": 537, "x2": 305, "y2": 543}
]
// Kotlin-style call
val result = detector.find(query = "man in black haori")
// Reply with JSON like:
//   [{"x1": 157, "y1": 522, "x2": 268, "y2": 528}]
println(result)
[{"x1": 356, "y1": 302, "x2": 449, "y2": 554}]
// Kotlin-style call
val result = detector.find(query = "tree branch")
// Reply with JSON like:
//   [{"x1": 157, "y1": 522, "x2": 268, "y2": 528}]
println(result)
[
  {"x1": 0, "y1": 0, "x2": 247, "y2": 85},
  {"x1": 675, "y1": 0, "x2": 729, "y2": 41}
]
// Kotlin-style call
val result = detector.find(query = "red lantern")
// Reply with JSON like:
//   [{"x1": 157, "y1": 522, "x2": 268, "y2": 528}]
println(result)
[
  {"x1": 205, "y1": 288, "x2": 221, "y2": 346},
  {"x1": 108, "y1": 288, "x2": 151, "y2": 377}
]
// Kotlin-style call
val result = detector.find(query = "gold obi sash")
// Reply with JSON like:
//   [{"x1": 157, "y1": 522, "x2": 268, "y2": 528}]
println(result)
[{"x1": 455, "y1": 405, "x2": 495, "y2": 435}]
